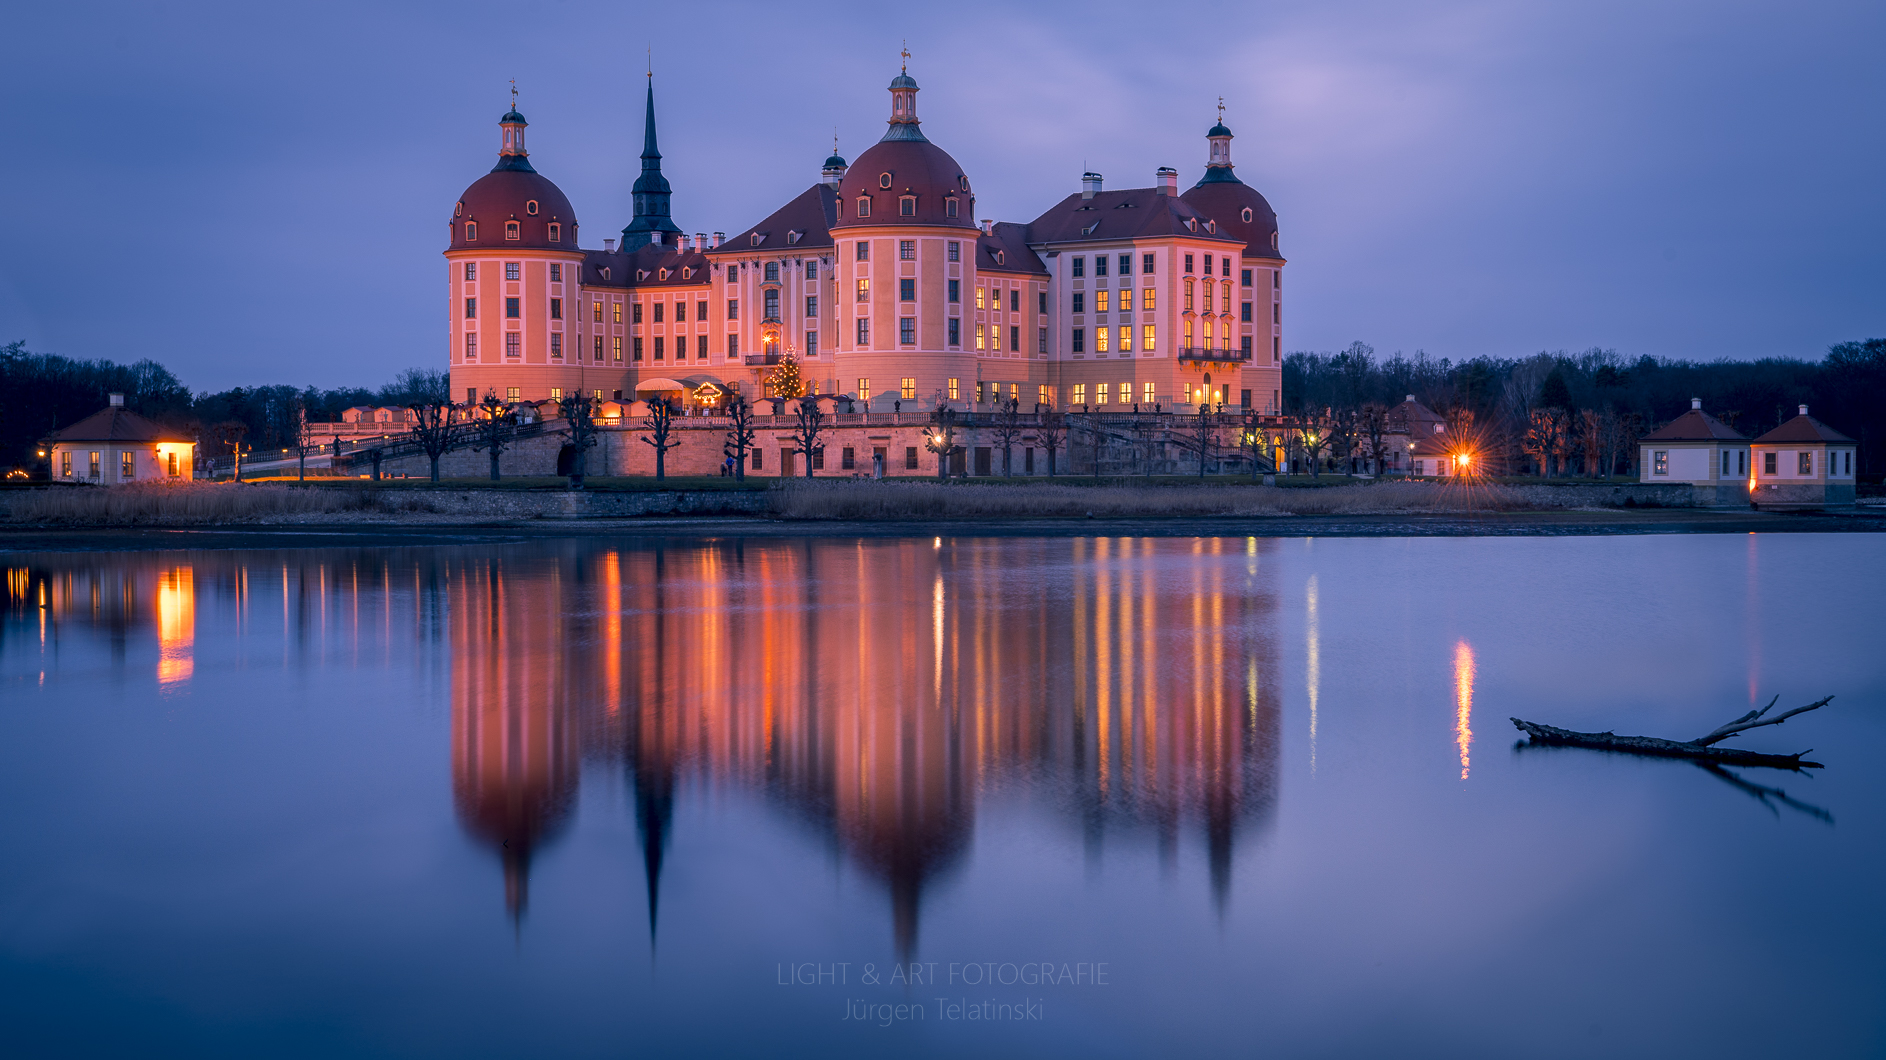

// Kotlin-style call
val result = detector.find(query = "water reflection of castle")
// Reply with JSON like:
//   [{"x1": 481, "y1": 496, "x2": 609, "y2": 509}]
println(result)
[
  {"x1": 4, "y1": 538, "x2": 1282, "y2": 953},
  {"x1": 448, "y1": 537, "x2": 1282, "y2": 951}
]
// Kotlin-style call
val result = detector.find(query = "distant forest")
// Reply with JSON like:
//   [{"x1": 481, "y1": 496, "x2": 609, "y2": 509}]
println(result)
[
  {"x1": 1282, "y1": 339, "x2": 1883, "y2": 478},
  {"x1": 0, "y1": 341, "x2": 447, "y2": 471},
  {"x1": 2, "y1": 337, "x2": 1881, "y2": 479}
]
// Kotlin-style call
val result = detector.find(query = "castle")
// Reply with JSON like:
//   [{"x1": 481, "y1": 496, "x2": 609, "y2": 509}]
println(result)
[{"x1": 446, "y1": 66, "x2": 1285, "y2": 419}]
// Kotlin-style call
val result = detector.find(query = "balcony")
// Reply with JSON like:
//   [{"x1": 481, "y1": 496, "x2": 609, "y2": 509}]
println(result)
[
  {"x1": 1175, "y1": 347, "x2": 1252, "y2": 365},
  {"x1": 743, "y1": 353, "x2": 783, "y2": 366}
]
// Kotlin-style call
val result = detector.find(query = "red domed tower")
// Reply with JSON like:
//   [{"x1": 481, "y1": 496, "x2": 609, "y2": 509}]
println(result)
[
  {"x1": 1180, "y1": 108, "x2": 1286, "y2": 413},
  {"x1": 828, "y1": 66, "x2": 984, "y2": 411},
  {"x1": 446, "y1": 102, "x2": 587, "y2": 407}
]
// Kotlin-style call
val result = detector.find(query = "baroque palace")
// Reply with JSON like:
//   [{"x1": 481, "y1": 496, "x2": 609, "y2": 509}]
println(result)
[{"x1": 446, "y1": 66, "x2": 1285, "y2": 421}]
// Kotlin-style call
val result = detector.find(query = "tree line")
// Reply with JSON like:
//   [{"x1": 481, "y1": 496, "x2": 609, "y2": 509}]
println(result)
[
  {"x1": 0, "y1": 341, "x2": 446, "y2": 471},
  {"x1": 1282, "y1": 339, "x2": 1885, "y2": 479}
]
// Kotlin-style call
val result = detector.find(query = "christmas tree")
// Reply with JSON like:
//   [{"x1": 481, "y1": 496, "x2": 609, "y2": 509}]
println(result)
[{"x1": 768, "y1": 352, "x2": 805, "y2": 399}]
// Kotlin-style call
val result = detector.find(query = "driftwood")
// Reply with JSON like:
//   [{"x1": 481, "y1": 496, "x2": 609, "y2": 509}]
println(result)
[{"x1": 1510, "y1": 695, "x2": 1834, "y2": 771}]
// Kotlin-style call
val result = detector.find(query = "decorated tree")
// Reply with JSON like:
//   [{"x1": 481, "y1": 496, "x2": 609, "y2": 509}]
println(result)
[{"x1": 767, "y1": 352, "x2": 804, "y2": 399}]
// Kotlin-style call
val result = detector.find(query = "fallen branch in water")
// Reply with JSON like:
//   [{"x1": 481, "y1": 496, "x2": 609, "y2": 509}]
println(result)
[
  {"x1": 1510, "y1": 695, "x2": 1834, "y2": 771},
  {"x1": 1694, "y1": 762, "x2": 1832, "y2": 823}
]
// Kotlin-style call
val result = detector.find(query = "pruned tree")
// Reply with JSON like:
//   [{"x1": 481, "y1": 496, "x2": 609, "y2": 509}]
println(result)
[
  {"x1": 213, "y1": 421, "x2": 249, "y2": 481},
  {"x1": 723, "y1": 395, "x2": 757, "y2": 482},
  {"x1": 1360, "y1": 402, "x2": 1392, "y2": 476},
  {"x1": 407, "y1": 401, "x2": 461, "y2": 483},
  {"x1": 469, "y1": 394, "x2": 517, "y2": 481},
  {"x1": 557, "y1": 392, "x2": 599, "y2": 489},
  {"x1": 641, "y1": 398, "x2": 682, "y2": 480},
  {"x1": 1037, "y1": 409, "x2": 1066, "y2": 478},
  {"x1": 1238, "y1": 414, "x2": 1270, "y2": 481},
  {"x1": 1297, "y1": 418, "x2": 1332, "y2": 478},
  {"x1": 990, "y1": 398, "x2": 1024, "y2": 477},
  {"x1": 1187, "y1": 403, "x2": 1220, "y2": 477},
  {"x1": 926, "y1": 406, "x2": 958, "y2": 480},
  {"x1": 790, "y1": 398, "x2": 826, "y2": 478},
  {"x1": 291, "y1": 401, "x2": 315, "y2": 482},
  {"x1": 1326, "y1": 406, "x2": 1359, "y2": 476}
]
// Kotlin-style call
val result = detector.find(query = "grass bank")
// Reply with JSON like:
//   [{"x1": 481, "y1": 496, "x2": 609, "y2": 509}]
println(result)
[
  {"x1": 3, "y1": 482, "x2": 446, "y2": 525},
  {"x1": 769, "y1": 479, "x2": 1577, "y2": 519}
]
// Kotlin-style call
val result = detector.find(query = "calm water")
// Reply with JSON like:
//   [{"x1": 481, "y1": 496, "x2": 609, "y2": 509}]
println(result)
[{"x1": 1, "y1": 533, "x2": 1882, "y2": 1059}]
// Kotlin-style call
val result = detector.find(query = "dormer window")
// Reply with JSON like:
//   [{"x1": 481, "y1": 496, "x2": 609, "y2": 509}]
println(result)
[
  {"x1": 1206, "y1": 220, "x2": 1217, "y2": 233},
  {"x1": 958, "y1": 176, "x2": 969, "y2": 191},
  {"x1": 993, "y1": 250, "x2": 1005, "y2": 265},
  {"x1": 601, "y1": 267, "x2": 611, "y2": 280},
  {"x1": 465, "y1": 222, "x2": 477, "y2": 241},
  {"x1": 878, "y1": 173, "x2": 893, "y2": 189},
  {"x1": 945, "y1": 197, "x2": 959, "y2": 218},
  {"x1": 659, "y1": 268, "x2": 669, "y2": 280},
  {"x1": 1241, "y1": 208, "x2": 1253, "y2": 223},
  {"x1": 682, "y1": 266, "x2": 693, "y2": 279},
  {"x1": 1081, "y1": 222, "x2": 1098, "y2": 236},
  {"x1": 638, "y1": 270, "x2": 650, "y2": 281},
  {"x1": 1271, "y1": 232, "x2": 1279, "y2": 250},
  {"x1": 526, "y1": 200, "x2": 540, "y2": 215},
  {"x1": 856, "y1": 197, "x2": 871, "y2": 218},
  {"x1": 787, "y1": 230, "x2": 802, "y2": 244},
  {"x1": 548, "y1": 223, "x2": 560, "y2": 241},
  {"x1": 900, "y1": 196, "x2": 916, "y2": 216},
  {"x1": 750, "y1": 232, "x2": 763, "y2": 246},
  {"x1": 455, "y1": 202, "x2": 463, "y2": 217},
  {"x1": 1186, "y1": 218, "x2": 1198, "y2": 232},
  {"x1": 505, "y1": 221, "x2": 520, "y2": 240}
]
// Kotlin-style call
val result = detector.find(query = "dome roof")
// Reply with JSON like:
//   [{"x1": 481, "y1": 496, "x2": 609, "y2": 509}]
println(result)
[
  {"x1": 1207, "y1": 121, "x2": 1232, "y2": 137},
  {"x1": 831, "y1": 138, "x2": 977, "y2": 230},
  {"x1": 502, "y1": 109, "x2": 527, "y2": 124},
  {"x1": 824, "y1": 152, "x2": 847, "y2": 168},
  {"x1": 889, "y1": 72, "x2": 918, "y2": 89},
  {"x1": 1180, "y1": 178, "x2": 1280, "y2": 260},
  {"x1": 450, "y1": 166, "x2": 579, "y2": 252}
]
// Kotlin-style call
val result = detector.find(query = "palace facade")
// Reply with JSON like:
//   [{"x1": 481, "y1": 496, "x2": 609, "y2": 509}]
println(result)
[{"x1": 446, "y1": 69, "x2": 1285, "y2": 416}]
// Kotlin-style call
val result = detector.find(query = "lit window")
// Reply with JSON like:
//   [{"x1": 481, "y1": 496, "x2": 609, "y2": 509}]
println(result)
[
  {"x1": 505, "y1": 333, "x2": 520, "y2": 358},
  {"x1": 1204, "y1": 320, "x2": 1214, "y2": 345},
  {"x1": 618, "y1": 303, "x2": 626, "y2": 324},
  {"x1": 465, "y1": 222, "x2": 477, "y2": 240},
  {"x1": 976, "y1": 323, "x2": 986, "y2": 350},
  {"x1": 1184, "y1": 280, "x2": 1195, "y2": 310},
  {"x1": 1097, "y1": 383, "x2": 1109, "y2": 404},
  {"x1": 947, "y1": 241, "x2": 960, "y2": 262},
  {"x1": 1095, "y1": 290, "x2": 1109, "y2": 313},
  {"x1": 1143, "y1": 288, "x2": 1155, "y2": 311},
  {"x1": 1184, "y1": 321, "x2": 1194, "y2": 347},
  {"x1": 1119, "y1": 326, "x2": 1131, "y2": 352},
  {"x1": 121, "y1": 452, "x2": 134, "y2": 479},
  {"x1": 612, "y1": 337, "x2": 622, "y2": 361},
  {"x1": 900, "y1": 278, "x2": 915, "y2": 302},
  {"x1": 1073, "y1": 384, "x2": 1086, "y2": 404},
  {"x1": 1203, "y1": 284, "x2": 1213, "y2": 313},
  {"x1": 1096, "y1": 327, "x2": 1109, "y2": 352},
  {"x1": 505, "y1": 221, "x2": 520, "y2": 240},
  {"x1": 507, "y1": 387, "x2": 520, "y2": 401},
  {"x1": 1040, "y1": 384, "x2": 1052, "y2": 406},
  {"x1": 858, "y1": 378, "x2": 872, "y2": 400},
  {"x1": 976, "y1": 286, "x2": 985, "y2": 310},
  {"x1": 551, "y1": 387, "x2": 563, "y2": 400},
  {"x1": 1799, "y1": 451, "x2": 1813, "y2": 475},
  {"x1": 856, "y1": 279, "x2": 871, "y2": 302},
  {"x1": 948, "y1": 378, "x2": 959, "y2": 401},
  {"x1": 592, "y1": 301, "x2": 602, "y2": 323},
  {"x1": 1143, "y1": 382, "x2": 1155, "y2": 404},
  {"x1": 901, "y1": 378, "x2": 916, "y2": 399},
  {"x1": 594, "y1": 336, "x2": 603, "y2": 360},
  {"x1": 1653, "y1": 451, "x2": 1669, "y2": 476}
]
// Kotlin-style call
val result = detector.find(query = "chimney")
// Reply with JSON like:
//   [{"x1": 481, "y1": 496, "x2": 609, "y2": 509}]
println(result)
[
  {"x1": 1405, "y1": 394, "x2": 1415, "y2": 403},
  {"x1": 1690, "y1": 397, "x2": 1702, "y2": 410},
  {"x1": 713, "y1": 232, "x2": 725, "y2": 248},
  {"x1": 109, "y1": 392, "x2": 125, "y2": 407},
  {"x1": 604, "y1": 238, "x2": 617, "y2": 252},
  {"x1": 1799, "y1": 404, "x2": 1809, "y2": 416},
  {"x1": 1155, "y1": 167, "x2": 1178, "y2": 195},
  {"x1": 979, "y1": 219, "x2": 993, "y2": 236},
  {"x1": 696, "y1": 233, "x2": 707, "y2": 253},
  {"x1": 1081, "y1": 171, "x2": 1103, "y2": 199}
]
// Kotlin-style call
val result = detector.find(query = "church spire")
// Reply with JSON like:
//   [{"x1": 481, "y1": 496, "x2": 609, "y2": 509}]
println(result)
[{"x1": 622, "y1": 71, "x2": 683, "y2": 250}]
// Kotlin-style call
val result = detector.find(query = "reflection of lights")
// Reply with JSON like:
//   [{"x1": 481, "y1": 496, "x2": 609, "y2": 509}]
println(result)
[
  {"x1": 1306, "y1": 574, "x2": 1319, "y2": 774},
  {"x1": 157, "y1": 567, "x2": 195, "y2": 688},
  {"x1": 1454, "y1": 640, "x2": 1475, "y2": 780}
]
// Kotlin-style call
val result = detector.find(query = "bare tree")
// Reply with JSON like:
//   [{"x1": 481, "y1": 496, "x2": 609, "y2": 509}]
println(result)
[
  {"x1": 1360, "y1": 402, "x2": 1392, "y2": 476},
  {"x1": 790, "y1": 399, "x2": 826, "y2": 478},
  {"x1": 925, "y1": 405, "x2": 958, "y2": 480},
  {"x1": 1577, "y1": 408, "x2": 1603, "y2": 479},
  {"x1": 556, "y1": 392, "x2": 600, "y2": 489},
  {"x1": 291, "y1": 401, "x2": 315, "y2": 482},
  {"x1": 990, "y1": 399, "x2": 1024, "y2": 477},
  {"x1": 407, "y1": 401, "x2": 461, "y2": 483},
  {"x1": 1036, "y1": 408, "x2": 1065, "y2": 478},
  {"x1": 1237, "y1": 413, "x2": 1270, "y2": 481},
  {"x1": 1297, "y1": 418, "x2": 1332, "y2": 479},
  {"x1": 1185, "y1": 405, "x2": 1220, "y2": 477},
  {"x1": 213, "y1": 421, "x2": 249, "y2": 481},
  {"x1": 468, "y1": 394, "x2": 517, "y2": 481},
  {"x1": 1326, "y1": 406, "x2": 1360, "y2": 476},
  {"x1": 641, "y1": 398, "x2": 682, "y2": 480},
  {"x1": 723, "y1": 395, "x2": 757, "y2": 482}
]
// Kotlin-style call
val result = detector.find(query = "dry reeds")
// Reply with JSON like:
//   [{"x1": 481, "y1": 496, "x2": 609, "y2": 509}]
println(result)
[
  {"x1": 2, "y1": 482, "x2": 439, "y2": 525},
  {"x1": 768, "y1": 478, "x2": 1573, "y2": 520}
]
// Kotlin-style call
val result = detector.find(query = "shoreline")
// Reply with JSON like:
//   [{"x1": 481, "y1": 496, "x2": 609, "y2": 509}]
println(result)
[{"x1": 3, "y1": 507, "x2": 1883, "y2": 552}]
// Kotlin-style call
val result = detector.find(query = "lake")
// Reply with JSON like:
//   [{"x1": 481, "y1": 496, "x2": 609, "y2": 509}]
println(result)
[{"x1": 1, "y1": 533, "x2": 1881, "y2": 1058}]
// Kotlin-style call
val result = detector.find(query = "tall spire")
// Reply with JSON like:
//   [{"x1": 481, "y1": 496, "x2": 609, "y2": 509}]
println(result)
[{"x1": 622, "y1": 72, "x2": 683, "y2": 250}]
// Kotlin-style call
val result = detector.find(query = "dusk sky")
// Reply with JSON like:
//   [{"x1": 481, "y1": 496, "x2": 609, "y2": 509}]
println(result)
[{"x1": 3, "y1": 0, "x2": 1881, "y2": 393}]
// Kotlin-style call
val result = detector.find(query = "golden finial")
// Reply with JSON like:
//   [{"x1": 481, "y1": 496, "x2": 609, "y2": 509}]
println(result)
[
  {"x1": 901, "y1": 41, "x2": 911, "y2": 72},
  {"x1": 1217, "y1": 95, "x2": 1225, "y2": 123},
  {"x1": 647, "y1": 48, "x2": 652, "y2": 78},
  {"x1": 510, "y1": 79, "x2": 517, "y2": 110}
]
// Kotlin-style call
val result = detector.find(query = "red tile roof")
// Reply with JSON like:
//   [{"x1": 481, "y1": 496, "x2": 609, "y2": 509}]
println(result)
[
  {"x1": 1753, "y1": 413, "x2": 1855, "y2": 445},
  {"x1": 1640, "y1": 409, "x2": 1746, "y2": 442},
  {"x1": 46, "y1": 407, "x2": 192, "y2": 444}
]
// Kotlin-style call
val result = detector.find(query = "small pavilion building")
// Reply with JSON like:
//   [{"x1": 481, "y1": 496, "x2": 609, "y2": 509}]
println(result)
[
  {"x1": 45, "y1": 394, "x2": 195, "y2": 483},
  {"x1": 1749, "y1": 404, "x2": 1857, "y2": 508},
  {"x1": 1637, "y1": 398, "x2": 1749, "y2": 506}
]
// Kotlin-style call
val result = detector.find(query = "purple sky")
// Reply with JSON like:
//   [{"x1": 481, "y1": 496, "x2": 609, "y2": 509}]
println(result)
[{"x1": 2, "y1": 0, "x2": 1880, "y2": 392}]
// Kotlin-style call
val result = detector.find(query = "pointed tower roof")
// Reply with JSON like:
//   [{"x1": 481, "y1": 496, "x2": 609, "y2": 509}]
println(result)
[{"x1": 622, "y1": 75, "x2": 683, "y2": 250}]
